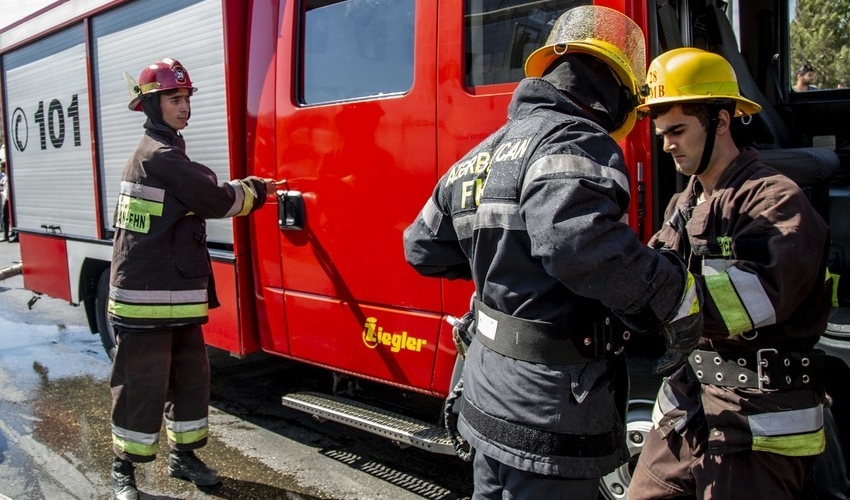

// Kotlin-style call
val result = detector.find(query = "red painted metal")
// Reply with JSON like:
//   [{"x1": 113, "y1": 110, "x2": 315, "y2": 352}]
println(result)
[
  {"x1": 19, "y1": 233, "x2": 71, "y2": 302},
  {"x1": 8, "y1": 0, "x2": 657, "y2": 400}
]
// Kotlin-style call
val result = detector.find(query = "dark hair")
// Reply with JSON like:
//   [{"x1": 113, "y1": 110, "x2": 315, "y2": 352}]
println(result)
[
  {"x1": 649, "y1": 100, "x2": 736, "y2": 127},
  {"x1": 796, "y1": 63, "x2": 815, "y2": 76}
]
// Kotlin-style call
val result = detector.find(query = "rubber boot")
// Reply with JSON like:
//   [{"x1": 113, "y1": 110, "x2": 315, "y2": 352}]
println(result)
[
  {"x1": 167, "y1": 450, "x2": 221, "y2": 487},
  {"x1": 111, "y1": 457, "x2": 139, "y2": 500}
]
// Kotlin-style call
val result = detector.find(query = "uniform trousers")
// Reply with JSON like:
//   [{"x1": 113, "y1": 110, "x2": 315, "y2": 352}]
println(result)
[
  {"x1": 472, "y1": 452, "x2": 599, "y2": 500},
  {"x1": 110, "y1": 324, "x2": 211, "y2": 462},
  {"x1": 628, "y1": 413, "x2": 817, "y2": 500}
]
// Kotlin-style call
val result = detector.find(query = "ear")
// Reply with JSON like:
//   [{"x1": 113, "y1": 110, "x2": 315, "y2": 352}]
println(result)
[{"x1": 715, "y1": 109, "x2": 732, "y2": 135}]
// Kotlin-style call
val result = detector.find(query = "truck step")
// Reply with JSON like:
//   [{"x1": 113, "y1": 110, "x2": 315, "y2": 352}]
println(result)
[{"x1": 282, "y1": 391, "x2": 456, "y2": 455}]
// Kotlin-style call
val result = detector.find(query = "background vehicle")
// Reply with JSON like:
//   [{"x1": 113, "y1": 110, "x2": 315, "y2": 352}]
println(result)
[{"x1": 2, "y1": 0, "x2": 848, "y2": 497}]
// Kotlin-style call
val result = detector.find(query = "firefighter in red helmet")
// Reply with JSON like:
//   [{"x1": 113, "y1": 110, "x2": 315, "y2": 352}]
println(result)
[{"x1": 108, "y1": 58, "x2": 275, "y2": 500}]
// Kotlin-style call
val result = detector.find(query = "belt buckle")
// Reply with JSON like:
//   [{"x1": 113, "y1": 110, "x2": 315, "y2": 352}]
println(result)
[{"x1": 757, "y1": 348, "x2": 779, "y2": 392}]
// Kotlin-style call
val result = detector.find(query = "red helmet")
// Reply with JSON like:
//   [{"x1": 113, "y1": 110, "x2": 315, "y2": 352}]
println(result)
[{"x1": 128, "y1": 58, "x2": 198, "y2": 111}]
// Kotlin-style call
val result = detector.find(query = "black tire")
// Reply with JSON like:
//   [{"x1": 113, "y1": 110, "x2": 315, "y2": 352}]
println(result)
[
  {"x1": 95, "y1": 269, "x2": 117, "y2": 361},
  {"x1": 599, "y1": 357, "x2": 663, "y2": 500}
]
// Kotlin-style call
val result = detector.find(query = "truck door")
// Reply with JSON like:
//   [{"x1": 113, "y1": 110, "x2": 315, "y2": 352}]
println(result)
[{"x1": 270, "y1": 0, "x2": 443, "y2": 392}]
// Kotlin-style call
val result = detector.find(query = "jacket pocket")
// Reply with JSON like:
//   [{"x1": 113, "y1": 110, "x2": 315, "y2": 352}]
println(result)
[{"x1": 172, "y1": 216, "x2": 212, "y2": 278}]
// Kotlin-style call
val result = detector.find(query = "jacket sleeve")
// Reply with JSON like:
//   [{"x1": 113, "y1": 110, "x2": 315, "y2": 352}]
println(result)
[
  {"x1": 403, "y1": 185, "x2": 471, "y2": 280},
  {"x1": 521, "y1": 153, "x2": 685, "y2": 327},
  {"x1": 160, "y1": 148, "x2": 268, "y2": 219},
  {"x1": 699, "y1": 176, "x2": 829, "y2": 339}
]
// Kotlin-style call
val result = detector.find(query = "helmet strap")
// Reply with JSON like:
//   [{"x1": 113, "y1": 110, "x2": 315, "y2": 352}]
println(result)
[{"x1": 695, "y1": 104, "x2": 722, "y2": 176}]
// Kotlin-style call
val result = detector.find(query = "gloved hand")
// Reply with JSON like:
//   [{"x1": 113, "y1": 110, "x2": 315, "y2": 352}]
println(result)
[{"x1": 655, "y1": 270, "x2": 703, "y2": 374}]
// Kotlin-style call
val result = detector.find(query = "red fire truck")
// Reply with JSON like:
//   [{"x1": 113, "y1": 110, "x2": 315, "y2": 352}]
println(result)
[{"x1": 2, "y1": 0, "x2": 849, "y2": 497}]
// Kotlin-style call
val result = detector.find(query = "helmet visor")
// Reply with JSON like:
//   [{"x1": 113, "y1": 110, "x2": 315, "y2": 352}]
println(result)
[
  {"x1": 545, "y1": 6, "x2": 645, "y2": 83},
  {"x1": 526, "y1": 6, "x2": 645, "y2": 87}
]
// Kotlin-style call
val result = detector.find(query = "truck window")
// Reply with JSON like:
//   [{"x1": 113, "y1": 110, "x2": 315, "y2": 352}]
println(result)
[
  {"x1": 301, "y1": 0, "x2": 415, "y2": 104},
  {"x1": 464, "y1": 0, "x2": 590, "y2": 87},
  {"x1": 789, "y1": 0, "x2": 850, "y2": 91}
]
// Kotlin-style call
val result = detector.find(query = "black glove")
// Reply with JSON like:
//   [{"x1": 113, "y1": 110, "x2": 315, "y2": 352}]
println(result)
[{"x1": 654, "y1": 271, "x2": 703, "y2": 374}]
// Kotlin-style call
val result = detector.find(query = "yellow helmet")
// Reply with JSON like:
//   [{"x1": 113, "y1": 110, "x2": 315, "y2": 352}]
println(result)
[
  {"x1": 524, "y1": 5, "x2": 646, "y2": 141},
  {"x1": 637, "y1": 47, "x2": 761, "y2": 116}
]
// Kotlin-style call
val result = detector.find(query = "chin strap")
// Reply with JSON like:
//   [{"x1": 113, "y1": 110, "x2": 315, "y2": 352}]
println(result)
[{"x1": 694, "y1": 104, "x2": 723, "y2": 176}]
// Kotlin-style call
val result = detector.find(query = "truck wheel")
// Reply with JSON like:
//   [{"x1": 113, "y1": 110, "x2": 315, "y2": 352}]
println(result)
[
  {"x1": 598, "y1": 398, "x2": 654, "y2": 499},
  {"x1": 599, "y1": 358, "x2": 661, "y2": 500},
  {"x1": 95, "y1": 269, "x2": 117, "y2": 361}
]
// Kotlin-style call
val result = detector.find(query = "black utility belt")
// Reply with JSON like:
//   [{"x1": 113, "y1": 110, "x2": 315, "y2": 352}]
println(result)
[
  {"x1": 472, "y1": 299, "x2": 629, "y2": 365},
  {"x1": 688, "y1": 348, "x2": 826, "y2": 391}
]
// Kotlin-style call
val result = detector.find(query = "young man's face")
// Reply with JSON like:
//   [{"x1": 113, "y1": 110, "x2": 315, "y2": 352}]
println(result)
[
  {"x1": 653, "y1": 105, "x2": 707, "y2": 176},
  {"x1": 160, "y1": 89, "x2": 191, "y2": 131}
]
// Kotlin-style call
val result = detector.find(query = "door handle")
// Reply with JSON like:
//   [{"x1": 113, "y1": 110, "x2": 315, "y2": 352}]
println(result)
[{"x1": 277, "y1": 190, "x2": 304, "y2": 230}]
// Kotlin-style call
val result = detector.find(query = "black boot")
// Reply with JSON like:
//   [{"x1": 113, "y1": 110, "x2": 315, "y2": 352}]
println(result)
[
  {"x1": 111, "y1": 457, "x2": 139, "y2": 500},
  {"x1": 168, "y1": 450, "x2": 221, "y2": 487}
]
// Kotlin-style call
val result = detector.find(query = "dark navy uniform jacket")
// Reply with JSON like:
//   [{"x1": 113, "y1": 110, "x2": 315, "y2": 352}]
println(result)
[{"x1": 404, "y1": 78, "x2": 686, "y2": 477}]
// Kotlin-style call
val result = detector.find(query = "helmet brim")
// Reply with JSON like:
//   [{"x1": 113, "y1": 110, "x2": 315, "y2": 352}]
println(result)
[
  {"x1": 127, "y1": 86, "x2": 199, "y2": 112},
  {"x1": 636, "y1": 95, "x2": 761, "y2": 117}
]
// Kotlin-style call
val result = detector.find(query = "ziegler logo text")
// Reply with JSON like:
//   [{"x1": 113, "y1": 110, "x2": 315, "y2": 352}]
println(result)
[{"x1": 362, "y1": 317, "x2": 427, "y2": 353}]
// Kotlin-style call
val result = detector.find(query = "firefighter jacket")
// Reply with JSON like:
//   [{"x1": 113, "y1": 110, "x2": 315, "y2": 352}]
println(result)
[
  {"x1": 403, "y1": 78, "x2": 690, "y2": 478},
  {"x1": 109, "y1": 122, "x2": 267, "y2": 328},
  {"x1": 648, "y1": 148, "x2": 832, "y2": 457}
]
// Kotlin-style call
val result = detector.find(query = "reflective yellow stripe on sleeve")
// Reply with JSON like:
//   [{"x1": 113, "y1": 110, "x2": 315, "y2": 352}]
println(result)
[
  {"x1": 704, "y1": 272, "x2": 753, "y2": 335},
  {"x1": 224, "y1": 180, "x2": 255, "y2": 217}
]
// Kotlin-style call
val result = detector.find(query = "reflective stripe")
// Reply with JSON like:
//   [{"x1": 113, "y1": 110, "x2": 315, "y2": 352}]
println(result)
[
  {"x1": 728, "y1": 267, "x2": 775, "y2": 328},
  {"x1": 112, "y1": 424, "x2": 159, "y2": 458},
  {"x1": 749, "y1": 405, "x2": 823, "y2": 437},
  {"x1": 110, "y1": 287, "x2": 207, "y2": 304},
  {"x1": 452, "y1": 202, "x2": 526, "y2": 241},
  {"x1": 702, "y1": 258, "x2": 730, "y2": 276},
  {"x1": 829, "y1": 270, "x2": 840, "y2": 308},
  {"x1": 704, "y1": 272, "x2": 752, "y2": 335},
  {"x1": 421, "y1": 197, "x2": 443, "y2": 235},
  {"x1": 166, "y1": 416, "x2": 208, "y2": 433},
  {"x1": 115, "y1": 193, "x2": 164, "y2": 234},
  {"x1": 670, "y1": 272, "x2": 700, "y2": 322},
  {"x1": 750, "y1": 406, "x2": 825, "y2": 457},
  {"x1": 651, "y1": 380, "x2": 692, "y2": 433},
  {"x1": 453, "y1": 213, "x2": 475, "y2": 241},
  {"x1": 224, "y1": 180, "x2": 252, "y2": 217},
  {"x1": 109, "y1": 300, "x2": 208, "y2": 319},
  {"x1": 120, "y1": 181, "x2": 165, "y2": 201},
  {"x1": 166, "y1": 417, "x2": 209, "y2": 445},
  {"x1": 475, "y1": 202, "x2": 524, "y2": 231},
  {"x1": 118, "y1": 194, "x2": 164, "y2": 217},
  {"x1": 652, "y1": 381, "x2": 679, "y2": 427},
  {"x1": 522, "y1": 154, "x2": 630, "y2": 196},
  {"x1": 752, "y1": 428, "x2": 825, "y2": 457}
]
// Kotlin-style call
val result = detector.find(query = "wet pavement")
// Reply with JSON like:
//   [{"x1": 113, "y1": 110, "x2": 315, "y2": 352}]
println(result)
[{"x1": 0, "y1": 240, "x2": 473, "y2": 500}]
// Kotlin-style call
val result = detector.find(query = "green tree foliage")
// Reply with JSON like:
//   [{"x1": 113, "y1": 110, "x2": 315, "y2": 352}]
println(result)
[{"x1": 790, "y1": 0, "x2": 850, "y2": 88}]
